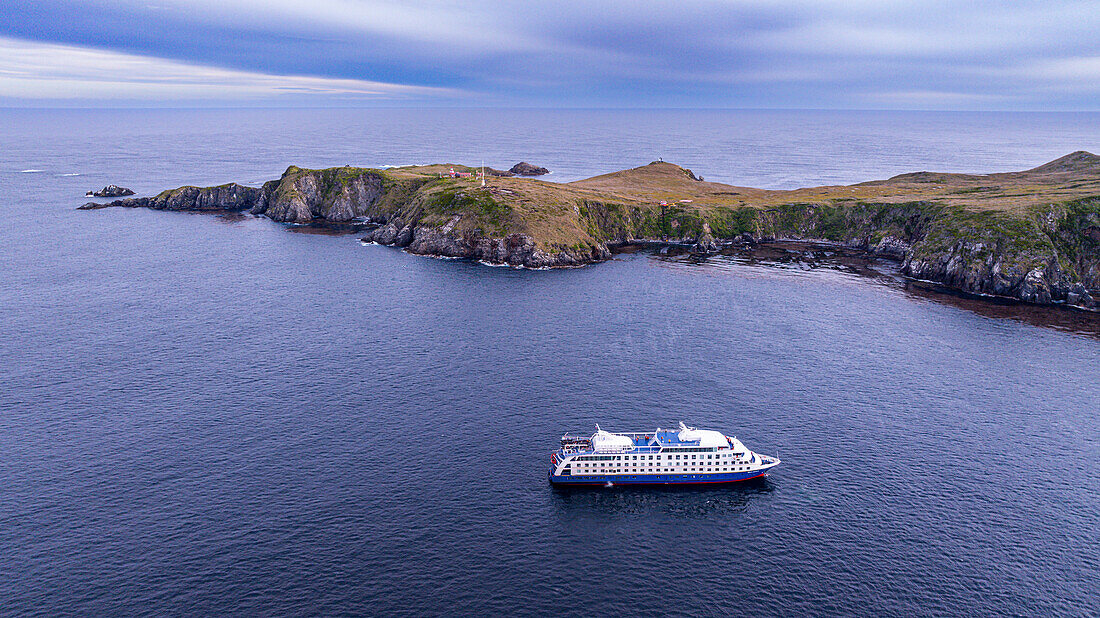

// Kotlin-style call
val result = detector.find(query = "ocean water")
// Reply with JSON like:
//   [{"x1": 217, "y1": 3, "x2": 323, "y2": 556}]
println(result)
[{"x1": 1, "y1": 109, "x2": 1098, "y2": 617}]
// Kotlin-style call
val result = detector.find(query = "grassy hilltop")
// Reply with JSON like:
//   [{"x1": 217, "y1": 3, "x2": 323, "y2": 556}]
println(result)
[{"x1": 339, "y1": 152, "x2": 1100, "y2": 255}]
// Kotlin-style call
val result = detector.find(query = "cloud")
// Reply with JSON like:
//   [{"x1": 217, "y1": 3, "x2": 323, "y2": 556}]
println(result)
[
  {"x1": 0, "y1": 36, "x2": 460, "y2": 101},
  {"x1": 2, "y1": 1, "x2": 1100, "y2": 108},
  {"x1": 1013, "y1": 56, "x2": 1100, "y2": 86},
  {"x1": 864, "y1": 89, "x2": 1009, "y2": 110}
]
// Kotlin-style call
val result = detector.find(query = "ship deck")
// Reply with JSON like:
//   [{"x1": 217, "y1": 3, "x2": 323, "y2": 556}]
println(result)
[{"x1": 558, "y1": 428, "x2": 735, "y2": 455}]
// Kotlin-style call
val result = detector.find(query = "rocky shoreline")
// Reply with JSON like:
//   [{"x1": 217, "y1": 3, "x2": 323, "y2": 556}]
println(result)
[{"x1": 80, "y1": 155, "x2": 1100, "y2": 310}]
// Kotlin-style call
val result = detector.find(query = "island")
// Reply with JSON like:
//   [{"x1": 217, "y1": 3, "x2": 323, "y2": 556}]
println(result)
[
  {"x1": 79, "y1": 152, "x2": 1100, "y2": 310},
  {"x1": 86, "y1": 185, "x2": 135, "y2": 198}
]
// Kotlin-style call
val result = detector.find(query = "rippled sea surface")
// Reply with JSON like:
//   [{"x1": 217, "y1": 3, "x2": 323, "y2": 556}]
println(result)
[{"x1": 1, "y1": 109, "x2": 1099, "y2": 617}]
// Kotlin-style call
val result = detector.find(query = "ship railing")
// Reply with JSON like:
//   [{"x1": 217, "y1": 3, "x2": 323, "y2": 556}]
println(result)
[
  {"x1": 561, "y1": 430, "x2": 712, "y2": 446},
  {"x1": 562, "y1": 431, "x2": 677, "y2": 440},
  {"x1": 558, "y1": 445, "x2": 660, "y2": 455},
  {"x1": 556, "y1": 444, "x2": 741, "y2": 457}
]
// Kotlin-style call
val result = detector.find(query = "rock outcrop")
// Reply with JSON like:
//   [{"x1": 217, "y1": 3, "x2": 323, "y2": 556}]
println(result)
[
  {"x1": 363, "y1": 224, "x2": 610, "y2": 268},
  {"x1": 85, "y1": 185, "x2": 134, "y2": 198},
  {"x1": 692, "y1": 222, "x2": 719, "y2": 254},
  {"x1": 250, "y1": 166, "x2": 388, "y2": 222},
  {"x1": 80, "y1": 183, "x2": 263, "y2": 211},
  {"x1": 509, "y1": 162, "x2": 549, "y2": 176},
  {"x1": 897, "y1": 199, "x2": 1100, "y2": 309},
  {"x1": 80, "y1": 168, "x2": 387, "y2": 223},
  {"x1": 732, "y1": 199, "x2": 1100, "y2": 309}
]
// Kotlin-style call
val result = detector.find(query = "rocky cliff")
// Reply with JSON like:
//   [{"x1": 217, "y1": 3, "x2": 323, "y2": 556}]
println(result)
[
  {"x1": 740, "y1": 200, "x2": 1099, "y2": 308},
  {"x1": 80, "y1": 155, "x2": 1100, "y2": 308},
  {"x1": 80, "y1": 183, "x2": 264, "y2": 212},
  {"x1": 82, "y1": 165, "x2": 606, "y2": 268}
]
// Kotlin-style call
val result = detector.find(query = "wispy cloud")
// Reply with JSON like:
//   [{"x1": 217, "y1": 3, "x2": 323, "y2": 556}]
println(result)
[
  {"x1": 1012, "y1": 56, "x2": 1100, "y2": 86},
  {"x1": 2, "y1": 1, "x2": 1100, "y2": 108},
  {"x1": 0, "y1": 37, "x2": 460, "y2": 101},
  {"x1": 864, "y1": 89, "x2": 1010, "y2": 110}
]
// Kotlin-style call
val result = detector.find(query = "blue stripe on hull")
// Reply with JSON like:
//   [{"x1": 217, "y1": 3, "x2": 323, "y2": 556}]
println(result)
[{"x1": 548, "y1": 469, "x2": 770, "y2": 485}]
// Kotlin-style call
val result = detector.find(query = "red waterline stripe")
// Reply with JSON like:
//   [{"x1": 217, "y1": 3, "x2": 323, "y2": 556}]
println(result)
[{"x1": 551, "y1": 472, "x2": 767, "y2": 486}]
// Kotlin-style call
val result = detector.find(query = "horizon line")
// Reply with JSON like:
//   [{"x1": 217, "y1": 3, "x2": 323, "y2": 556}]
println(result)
[{"x1": 3, "y1": 105, "x2": 1100, "y2": 113}]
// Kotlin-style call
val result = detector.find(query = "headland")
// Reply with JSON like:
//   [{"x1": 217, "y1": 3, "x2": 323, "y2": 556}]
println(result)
[{"x1": 80, "y1": 152, "x2": 1100, "y2": 310}]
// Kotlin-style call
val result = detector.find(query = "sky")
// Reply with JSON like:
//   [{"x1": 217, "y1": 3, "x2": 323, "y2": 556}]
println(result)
[{"x1": 2, "y1": 0, "x2": 1100, "y2": 109}]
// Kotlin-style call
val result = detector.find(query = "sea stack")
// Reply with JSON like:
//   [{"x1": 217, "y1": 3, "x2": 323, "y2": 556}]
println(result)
[
  {"x1": 509, "y1": 162, "x2": 549, "y2": 176},
  {"x1": 86, "y1": 185, "x2": 135, "y2": 198}
]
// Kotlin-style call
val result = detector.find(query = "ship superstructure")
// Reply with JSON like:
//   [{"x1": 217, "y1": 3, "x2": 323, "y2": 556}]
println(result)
[{"x1": 549, "y1": 422, "x2": 779, "y2": 486}]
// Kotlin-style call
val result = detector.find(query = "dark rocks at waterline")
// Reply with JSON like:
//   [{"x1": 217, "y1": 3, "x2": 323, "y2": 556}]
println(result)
[
  {"x1": 362, "y1": 224, "x2": 610, "y2": 268},
  {"x1": 869, "y1": 235, "x2": 911, "y2": 259},
  {"x1": 900, "y1": 247, "x2": 1084, "y2": 307},
  {"x1": 692, "y1": 222, "x2": 719, "y2": 254},
  {"x1": 1066, "y1": 283, "x2": 1097, "y2": 309},
  {"x1": 732, "y1": 232, "x2": 756, "y2": 246},
  {"x1": 85, "y1": 185, "x2": 134, "y2": 198},
  {"x1": 509, "y1": 162, "x2": 549, "y2": 176}
]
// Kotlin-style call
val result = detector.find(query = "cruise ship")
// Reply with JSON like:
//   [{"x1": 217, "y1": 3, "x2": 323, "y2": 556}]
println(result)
[{"x1": 549, "y1": 422, "x2": 780, "y2": 486}]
